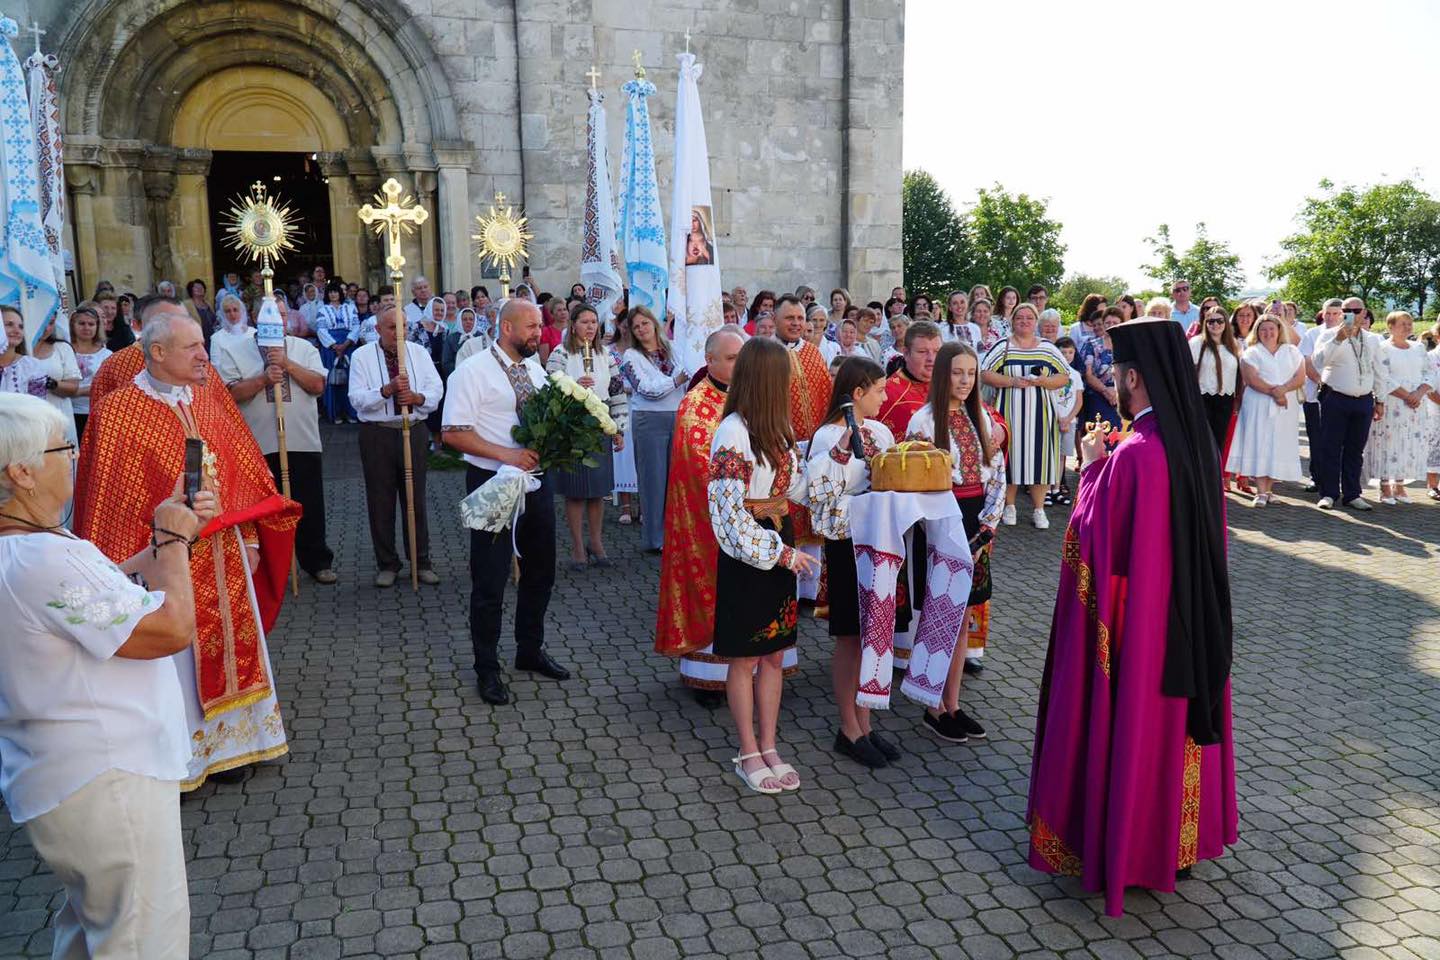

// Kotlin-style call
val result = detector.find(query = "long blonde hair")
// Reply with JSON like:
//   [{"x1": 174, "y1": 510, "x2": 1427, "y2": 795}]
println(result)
[{"x1": 621, "y1": 305, "x2": 672, "y2": 360}]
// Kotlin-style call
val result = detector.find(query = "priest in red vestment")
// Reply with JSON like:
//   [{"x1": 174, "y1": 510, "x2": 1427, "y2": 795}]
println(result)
[
  {"x1": 774, "y1": 296, "x2": 832, "y2": 601},
  {"x1": 75, "y1": 298, "x2": 300, "y2": 788},
  {"x1": 1027, "y1": 318, "x2": 1237, "y2": 916},
  {"x1": 655, "y1": 327, "x2": 796, "y2": 696}
]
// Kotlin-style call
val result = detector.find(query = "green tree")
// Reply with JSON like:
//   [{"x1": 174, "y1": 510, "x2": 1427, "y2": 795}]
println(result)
[
  {"x1": 1391, "y1": 191, "x2": 1440, "y2": 318},
  {"x1": 902, "y1": 170, "x2": 970, "y2": 300},
  {"x1": 962, "y1": 184, "x2": 1066, "y2": 293},
  {"x1": 1143, "y1": 222, "x2": 1245, "y2": 301},
  {"x1": 1267, "y1": 179, "x2": 1429, "y2": 310},
  {"x1": 1051, "y1": 273, "x2": 1129, "y2": 318}
]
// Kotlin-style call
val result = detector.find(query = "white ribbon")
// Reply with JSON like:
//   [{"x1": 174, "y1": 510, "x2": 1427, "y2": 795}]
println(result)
[{"x1": 458, "y1": 464, "x2": 542, "y2": 556}]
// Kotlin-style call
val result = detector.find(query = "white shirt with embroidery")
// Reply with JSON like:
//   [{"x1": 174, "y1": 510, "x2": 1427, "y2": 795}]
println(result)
[
  {"x1": 805, "y1": 419, "x2": 896, "y2": 541},
  {"x1": 708, "y1": 413, "x2": 807, "y2": 572},
  {"x1": 0, "y1": 532, "x2": 189, "y2": 823},
  {"x1": 904, "y1": 403, "x2": 1007, "y2": 530}
]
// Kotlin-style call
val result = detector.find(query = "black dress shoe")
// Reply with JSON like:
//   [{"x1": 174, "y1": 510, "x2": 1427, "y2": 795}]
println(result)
[
  {"x1": 951, "y1": 708, "x2": 987, "y2": 739},
  {"x1": 962, "y1": 658, "x2": 984, "y2": 676},
  {"x1": 477, "y1": 673, "x2": 510, "y2": 705},
  {"x1": 515, "y1": 651, "x2": 570, "y2": 681},
  {"x1": 834, "y1": 731, "x2": 888, "y2": 769},
  {"x1": 692, "y1": 688, "x2": 726, "y2": 709},
  {"x1": 1176, "y1": 867, "x2": 1193, "y2": 881},
  {"x1": 922, "y1": 711, "x2": 968, "y2": 744},
  {"x1": 867, "y1": 729, "x2": 902, "y2": 762}
]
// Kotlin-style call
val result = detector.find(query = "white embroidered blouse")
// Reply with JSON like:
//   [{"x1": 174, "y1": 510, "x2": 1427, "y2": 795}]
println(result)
[
  {"x1": 805, "y1": 418, "x2": 896, "y2": 541},
  {"x1": 708, "y1": 413, "x2": 807, "y2": 573},
  {"x1": 904, "y1": 403, "x2": 1007, "y2": 530}
]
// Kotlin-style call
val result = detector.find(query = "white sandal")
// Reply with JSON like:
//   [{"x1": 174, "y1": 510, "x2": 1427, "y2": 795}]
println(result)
[
  {"x1": 760, "y1": 749, "x2": 801, "y2": 791},
  {"x1": 732, "y1": 753, "x2": 783, "y2": 794}
]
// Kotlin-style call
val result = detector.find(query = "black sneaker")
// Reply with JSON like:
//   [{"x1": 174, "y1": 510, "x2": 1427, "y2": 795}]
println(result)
[
  {"x1": 951, "y1": 708, "x2": 987, "y2": 740},
  {"x1": 867, "y1": 730, "x2": 902, "y2": 762},
  {"x1": 1043, "y1": 490, "x2": 1055, "y2": 507},
  {"x1": 962, "y1": 658, "x2": 984, "y2": 676},
  {"x1": 834, "y1": 731, "x2": 889, "y2": 769},
  {"x1": 922, "y1": 711, "x2": 969, "y2": 744}
]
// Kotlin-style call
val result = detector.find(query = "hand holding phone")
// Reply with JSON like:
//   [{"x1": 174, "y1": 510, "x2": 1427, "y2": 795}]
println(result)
[{"x1": 183, "y1": 438, "x2": 205, "y2": 506}]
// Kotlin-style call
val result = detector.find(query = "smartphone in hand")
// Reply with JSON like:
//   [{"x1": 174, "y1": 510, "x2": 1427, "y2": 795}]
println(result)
[{"x1": 183, "y1": 438, "x2": 205, "y2": 505}]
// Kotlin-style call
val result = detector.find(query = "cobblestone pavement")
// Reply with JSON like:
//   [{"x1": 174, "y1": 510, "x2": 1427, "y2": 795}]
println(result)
[{"x1": 4, "y1": 425, "x2": 1439, "y2": 959}]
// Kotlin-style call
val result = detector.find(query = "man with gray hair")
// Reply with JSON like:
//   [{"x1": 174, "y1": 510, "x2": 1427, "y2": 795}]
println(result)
[
  {"x1": 75, "y1": 295, "x2": 298, "y2": 790},
  {"x1": 403, "y1": 275, "x2": 434, "y2": 330},
  {"x1": 1298, "y1": 298, "x2": 1344, "y2": 492},
  {"x1": 155, "y1": 279, "x2": 177, "y2": 298},
  {"x1": 1310, "y1": 295, "x2": 1384, "y2": 510}
]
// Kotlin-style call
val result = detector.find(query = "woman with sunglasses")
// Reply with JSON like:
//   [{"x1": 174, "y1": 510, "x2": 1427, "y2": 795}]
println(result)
[{"x1": 1190, "y1": 306, "x2": 1242, "y2": 454}]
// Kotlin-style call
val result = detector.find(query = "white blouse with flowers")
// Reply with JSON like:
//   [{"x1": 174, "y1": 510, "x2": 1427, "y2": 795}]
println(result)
[
  {"x1": 905, "y1": 403, "x2": 1007, "y2": 530},
  {"x1": 805, "y1": 419, "x2": 896, "y2": 541},
  {"x1": 708, "y1": 413, "x2": 808, "y2": 572}
]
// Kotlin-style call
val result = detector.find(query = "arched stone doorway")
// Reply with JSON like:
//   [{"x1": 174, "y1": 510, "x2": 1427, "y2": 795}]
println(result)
[{"x1": 55, "y1": 0, "x2": 475, "y2": 296}]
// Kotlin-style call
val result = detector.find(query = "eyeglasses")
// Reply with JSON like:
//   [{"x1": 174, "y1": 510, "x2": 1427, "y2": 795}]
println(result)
[
  {"x1": 1206, "y1": 318, "x2": 1227, "y2": 325},
  {"x1": 44, "y1": 443, "x2": 77, "y2": 458}
]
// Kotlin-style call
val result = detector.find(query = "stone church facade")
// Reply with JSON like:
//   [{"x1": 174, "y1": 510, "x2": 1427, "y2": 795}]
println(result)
[{"x1": 38, "y1": 0, "x2": 904, "y2": 299}]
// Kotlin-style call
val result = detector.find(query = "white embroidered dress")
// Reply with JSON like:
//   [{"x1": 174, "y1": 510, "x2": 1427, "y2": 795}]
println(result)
[{"x1": 1370, "y1": 339, "x2": 1435, "y2": 481}]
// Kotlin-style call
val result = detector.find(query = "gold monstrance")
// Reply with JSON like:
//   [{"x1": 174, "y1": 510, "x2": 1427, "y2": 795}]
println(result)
[
  {"x1": 472, "y1": 192, "x2": 532, "y2": 298},
  {"x1": 223, "y1": 182, "x2": 301, "y2": 594},
  {"x1": 224, "y1": 181, "x2": 298, "y2": 298}
]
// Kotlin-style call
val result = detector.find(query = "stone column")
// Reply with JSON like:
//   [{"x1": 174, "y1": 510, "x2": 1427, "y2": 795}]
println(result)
[
  {"x1": 413, "y1": 170, "x2": 440, "y2": 290},
  {"x1": 433, "y1": 143, "x2": 476, "y2": 294},
  {"x1": 141, "y1": 148, "x2": 178, "y2": 290},
  {"x1": 173, "y1": 149, "x2": 212, "y2": 290},
  {"x1": 64, "y1": 163, "x2": 101, "y2": 295},
  {"x1": 318, "y1": 153, "x2": 363, "y2": 284}
]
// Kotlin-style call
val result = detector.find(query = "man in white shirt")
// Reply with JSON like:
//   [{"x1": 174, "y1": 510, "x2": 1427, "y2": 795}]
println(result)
[
  {"x1": 1299, "y1": 298, "x2": 1343, "y2": 492},
  {"x1": 347, "y1": 304, "x2": 444, "y2": 587},
  {"x1": 212, "y1": 324, "x2": 338, "y2": 584},
  {"x1": 442, "y1": 300, "x2": 569, "y2": 706},
  {"x1": 1169, "y1": 279, "x2": 1199, "y2": 329},
  {"x1": 1310, "y1": 296, "x2": 1384, "y2": 511},
  {"x1": 402, "y1": 276, "x2": 434, "y2": 330}
]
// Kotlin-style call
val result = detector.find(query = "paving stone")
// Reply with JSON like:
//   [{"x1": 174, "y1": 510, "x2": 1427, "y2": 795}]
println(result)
[{"x1": 2, "y1": 427, "x2": 1435, "y2": 959}]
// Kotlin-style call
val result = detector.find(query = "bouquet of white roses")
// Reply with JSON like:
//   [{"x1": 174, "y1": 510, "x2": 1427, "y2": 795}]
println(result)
[{"x1": 459, "y1": 372, "x2": 619, "y2": 535}]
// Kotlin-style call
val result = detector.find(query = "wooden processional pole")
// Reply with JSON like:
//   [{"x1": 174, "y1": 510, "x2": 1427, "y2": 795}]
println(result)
[{"x1": 359, "y1": 179, "x2": 429, "y2": 592}]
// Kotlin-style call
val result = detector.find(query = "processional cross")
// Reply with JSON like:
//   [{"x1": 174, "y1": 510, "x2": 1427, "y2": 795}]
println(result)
[
  {"x1": 358, "y1": 179, "x2": 429, "y2": 591},
  {"x1": 26, "y1": 21, "x2": 43, "y2": 56}
]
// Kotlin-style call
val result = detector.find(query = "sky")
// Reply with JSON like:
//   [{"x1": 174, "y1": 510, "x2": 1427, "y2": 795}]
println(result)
[{"x1": 902, "y1": 0, "x2": 1440, "y2": 292}]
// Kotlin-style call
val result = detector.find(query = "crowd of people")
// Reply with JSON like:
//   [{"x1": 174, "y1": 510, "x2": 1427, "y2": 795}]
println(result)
[{"x1": 0, "y1": 258, "x2": 1433, "y2": 952}]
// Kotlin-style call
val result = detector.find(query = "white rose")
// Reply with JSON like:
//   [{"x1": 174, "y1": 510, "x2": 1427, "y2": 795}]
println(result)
[{"x1": 584, "y1": 395, "x2": 604, "y2": 415}]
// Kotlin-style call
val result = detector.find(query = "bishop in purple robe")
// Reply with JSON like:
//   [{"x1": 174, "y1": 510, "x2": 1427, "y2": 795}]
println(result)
[{"x1": 1027, "y1": 318, "x2": 1238, "y2": 916}]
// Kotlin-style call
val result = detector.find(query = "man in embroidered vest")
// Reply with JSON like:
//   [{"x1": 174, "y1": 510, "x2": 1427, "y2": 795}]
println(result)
[
  {"x1": 654, "y1": 326, "x2": 799, "y2": 702},
  {"x1": 442, "y1": 299, "x2": 570, "y2": 707},
  {"x1": 74, "y1": 297, "x2": 300, "y2": 789},
  {"x1": 1027, "y1": 318, "x2": 1237, "y2": 916}
]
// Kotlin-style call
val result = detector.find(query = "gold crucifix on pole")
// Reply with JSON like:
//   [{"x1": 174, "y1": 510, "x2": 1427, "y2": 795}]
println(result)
[{"x1": 358, "y1": 178, "x2": 429, "y2": 592}]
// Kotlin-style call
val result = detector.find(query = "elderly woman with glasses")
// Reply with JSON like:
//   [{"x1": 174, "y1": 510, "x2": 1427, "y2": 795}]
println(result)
[{"x1": 0, "y1": 393, "x2": 212, "y2": 959}]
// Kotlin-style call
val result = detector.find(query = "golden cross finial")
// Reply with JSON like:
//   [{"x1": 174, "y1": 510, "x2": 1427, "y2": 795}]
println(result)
[
  {"x1": 586, "y1": 65, "x2": 601, "y2": 90},
  {"x1": 494, "y1": 191, "x2": 507, "y2": 205},
  {"x1": 357, "y1": 177, "x2": 429, "y2": 283},
  {"x1": 632, "y1": 49, "x2": 646, "y2": 79}
]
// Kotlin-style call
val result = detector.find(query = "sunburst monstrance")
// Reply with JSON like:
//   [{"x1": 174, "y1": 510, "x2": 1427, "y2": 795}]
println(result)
[
  {"x1": 472, "y1": 193, "x2": 532, "y2": 295},
  {"x1": 224, "y1": 182, "x2": 298, "y2": 285}
]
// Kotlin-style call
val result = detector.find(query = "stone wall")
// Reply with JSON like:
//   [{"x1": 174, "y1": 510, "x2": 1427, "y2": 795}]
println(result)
[{"x1": 46, "y1": 0, "x2": 903, "y2": 301}]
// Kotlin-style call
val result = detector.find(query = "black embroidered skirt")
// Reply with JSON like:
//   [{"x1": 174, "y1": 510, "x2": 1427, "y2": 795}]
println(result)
[{"x1": 713, "y1": 516, "x2": 798, "y2": 658}]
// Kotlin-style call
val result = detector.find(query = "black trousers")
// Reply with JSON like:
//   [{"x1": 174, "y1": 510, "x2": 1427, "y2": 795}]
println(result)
[
  {"x1": 1199, "y1": 392, "x2": 1233, "y2": 457},
  {"x1": 265, "y1": 450, "x2": 334, "y2": 575},
  {"x1": 467, "y1": 464, "x2": 556, "y2": 676},
  {"x1": 358, "y1": 421, "x2": 432, "y2": 571},
  {"x1": 1302, "y1": 400, "x2": 1323, "y2": 483},
  {"x1": 1316, "y1": 389, "x2": 1373, "y2": 503}
]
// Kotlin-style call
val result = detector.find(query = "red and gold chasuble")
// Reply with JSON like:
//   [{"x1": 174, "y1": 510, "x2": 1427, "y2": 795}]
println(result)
[
  {"x1": 87, "y1": 343, "x2": 145, "y2": 408},
  {"x1": 654, "y1": 378, "x2": 728, "y2": 657},
  {"x1": 877, "y1": 368, "x2": 929, "y2": 439},
  {"x1": 786, "y1": 340, "x2": 832, "y2": 547},
  {"x1": 75, "y1": 376, "x2": 300, "y2": 718}
]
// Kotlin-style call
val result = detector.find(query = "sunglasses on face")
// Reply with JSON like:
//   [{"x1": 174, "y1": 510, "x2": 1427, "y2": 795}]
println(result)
[{"x1": 1206, "y1": 318, "x2": 1226, "y2": 325}]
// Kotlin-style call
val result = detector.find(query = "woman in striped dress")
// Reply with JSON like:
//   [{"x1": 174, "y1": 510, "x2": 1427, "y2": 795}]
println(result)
[{"x1": 980, "y1": 302, "x2": 1071, "y2": 529}]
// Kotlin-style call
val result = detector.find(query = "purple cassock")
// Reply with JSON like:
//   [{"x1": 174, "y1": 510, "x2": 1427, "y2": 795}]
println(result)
[{"x1": 1026, "y1": 413, "x2": 1238, "y2": 916}]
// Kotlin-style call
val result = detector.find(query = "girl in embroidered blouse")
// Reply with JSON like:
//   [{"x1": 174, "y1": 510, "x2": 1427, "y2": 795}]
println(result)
[
  {"x1": 805, "y1": 357, "x2": 898, "y2": 770},
  {"x1": 708, "y1": 337, "x2": 819, "y2": 795},
  {"x1": 905, "y1": 342, "x2": 1005, "y2": 744}
]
